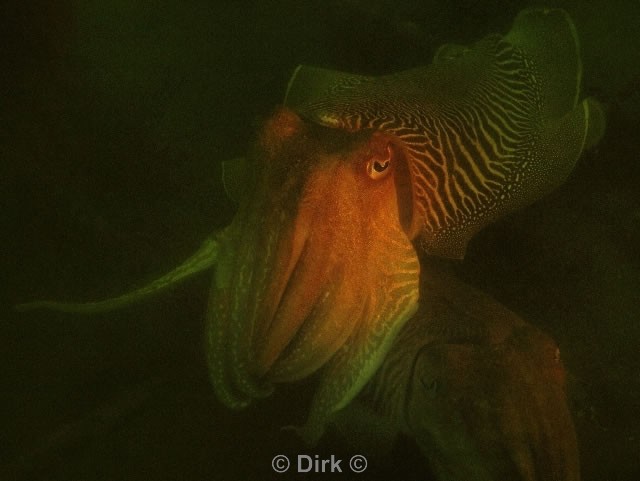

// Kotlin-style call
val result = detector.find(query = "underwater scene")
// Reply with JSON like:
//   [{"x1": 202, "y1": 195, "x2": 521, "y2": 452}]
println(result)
[{"x1": 3, "y1": 0, "x2": 639, "y2": 480}]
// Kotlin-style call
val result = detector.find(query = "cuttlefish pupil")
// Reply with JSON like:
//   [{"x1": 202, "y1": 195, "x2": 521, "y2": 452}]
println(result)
[
  {"x1": 373, "y1": 160, "x2": 389, "y2": 172},
  {"x1": 367, "y1": 144, "x2": 393, "y2": 179}
]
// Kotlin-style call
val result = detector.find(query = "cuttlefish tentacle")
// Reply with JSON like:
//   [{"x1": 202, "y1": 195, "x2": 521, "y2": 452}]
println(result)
[{"x1": 15, "y1": 235, "x2": 221, "y2": 314}]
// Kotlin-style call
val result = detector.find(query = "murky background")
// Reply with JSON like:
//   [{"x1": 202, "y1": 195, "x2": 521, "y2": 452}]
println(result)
[{"x1": 2, "y1": 1, "x2": 639, "y2": 479}]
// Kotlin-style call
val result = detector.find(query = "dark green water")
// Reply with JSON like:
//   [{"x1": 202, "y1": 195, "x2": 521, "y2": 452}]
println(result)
[{"x1": 2, "y1": 1, "x2": 639, "y2": 480}]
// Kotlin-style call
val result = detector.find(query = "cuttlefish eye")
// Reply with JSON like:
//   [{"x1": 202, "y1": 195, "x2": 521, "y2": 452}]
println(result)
[{"x1": 366, "y1": 143, "x2": 393, "y2": 180}]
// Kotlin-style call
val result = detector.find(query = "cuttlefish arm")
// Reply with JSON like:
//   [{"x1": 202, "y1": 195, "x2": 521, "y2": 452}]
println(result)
[
  {"x1": 15, "y1": 235, "x2": 220, "y2": 314},
  {"x1": 287, "y1": 233, "x2": 420, "y2": 444}
]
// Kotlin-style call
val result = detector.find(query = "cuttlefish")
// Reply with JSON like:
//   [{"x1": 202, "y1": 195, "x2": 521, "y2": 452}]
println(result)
[
  {"x1": 338, "y1": 260, "x2": 580, "y2": 480},
  {"x1": 17, "y1": 8, "x2": 604, "y2": 446}
]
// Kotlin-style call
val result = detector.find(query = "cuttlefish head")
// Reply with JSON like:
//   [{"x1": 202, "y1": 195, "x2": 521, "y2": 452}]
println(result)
[
  {"x1": 406, "y1": 328, "x2": 578, "y2": 481},
  {"x1": 207, "y1": 107, "x2": 420, "y2": 409}
]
